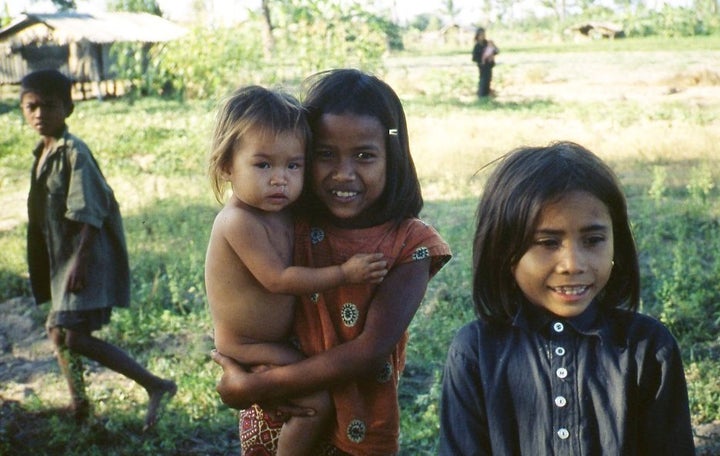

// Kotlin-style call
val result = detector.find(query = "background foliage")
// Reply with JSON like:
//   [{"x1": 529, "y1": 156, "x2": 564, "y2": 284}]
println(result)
[
  {"x1": 96, "y1": 0, "x2": 720, "y2": 99},
  {"x1": 1, "y1": 1, "x2": 719, "y2": 454}
]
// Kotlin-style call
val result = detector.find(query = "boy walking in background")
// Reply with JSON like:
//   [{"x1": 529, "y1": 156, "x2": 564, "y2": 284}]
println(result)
[{"x1": 21, "y1": 69, "x2": 176, "y2": 429}]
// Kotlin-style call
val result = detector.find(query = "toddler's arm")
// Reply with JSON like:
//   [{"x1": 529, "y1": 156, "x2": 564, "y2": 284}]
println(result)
[
  {"x1": 220, "y1": 209, "x2": 387, "y2": 295},
  {"x1": 215, "y1": 338, "x2": 305, "y2": 368},
  {"x1": 212, "y1": 258, "x2": 431, "y2": 409},
  {"x1": 252, "y1": 252, "x2": 387, "y2": 295}
]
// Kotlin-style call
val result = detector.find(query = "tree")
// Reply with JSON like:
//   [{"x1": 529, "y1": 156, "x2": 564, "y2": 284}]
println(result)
[
  {"x1": 107, "y1": 0, "x2": 162, "y2": 15},
  {"x1": 260, "y1": 0, "x2": 276, "y2": 58},
  {"x1": 2, "y1": 1, "x2": 12, "y2": 26},
  {"x1": 540, "y1": 0, "x2": 567, "y2": 21},
  {"x1": 49, "y1": 0, "x2": 77, "y2": 11},
  {"x1": 440, "y1": 0, "x2": 461, "y2": 25}
]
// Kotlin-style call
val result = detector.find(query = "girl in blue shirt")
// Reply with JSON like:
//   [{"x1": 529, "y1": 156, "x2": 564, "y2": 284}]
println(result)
[{"x1": 439, "y1": 141, "x2": 694, "y2": 455}]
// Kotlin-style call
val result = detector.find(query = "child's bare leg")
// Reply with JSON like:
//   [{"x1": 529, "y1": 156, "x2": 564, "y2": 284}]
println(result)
[
  {"x1": 143, "y1": 378, "x2": 177, "y2": 431},
  {"x1": 276, "y1": 390, "x2": 332, "y2": 456},
  {"x1": 62, "y1": 329, "x2": 177, "y2": 429},
  {"x1": 48, "y1": 327, "x2": 89, "y2": 422}
]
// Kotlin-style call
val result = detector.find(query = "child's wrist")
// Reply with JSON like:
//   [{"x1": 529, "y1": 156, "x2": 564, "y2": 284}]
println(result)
[{"x1": 339, "y1": 264, "x2": 348, "y2": 282}]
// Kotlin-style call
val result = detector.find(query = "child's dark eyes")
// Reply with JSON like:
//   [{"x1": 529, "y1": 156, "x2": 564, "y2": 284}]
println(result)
[
  {"x1": 533, "y1": 235, "x2": 607, "y2": 249},
  {"x1": 254, "y1": 161, "x2": 303, "y2": 170},
  {"x1": 23, "y1": 102, "x2": 62, "y2": 112},
  {"x1": 535, "y1": 238, "x2": 560, "y2": 248},
  {"x1": 584, "y1": 235, "x2": 607, "y2": 247},
  {"x1": 356, "y1": 151, "x2": 376, "y2": 160}
]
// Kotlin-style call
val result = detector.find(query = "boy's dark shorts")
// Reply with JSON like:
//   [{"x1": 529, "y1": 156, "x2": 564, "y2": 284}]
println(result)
[{"x1": 46, "y1": 308, "x2": 113, "y2": 333}]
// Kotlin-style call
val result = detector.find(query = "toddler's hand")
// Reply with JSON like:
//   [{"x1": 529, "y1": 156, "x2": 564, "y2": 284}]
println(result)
[{"x1": 341, "y1": 253, "x2": 387, "y2": 284}]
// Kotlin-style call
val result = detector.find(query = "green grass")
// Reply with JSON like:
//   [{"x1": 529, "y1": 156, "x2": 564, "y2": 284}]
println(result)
[{"x1": 1, "y1": 37, "x2": 720, "y2": 454}]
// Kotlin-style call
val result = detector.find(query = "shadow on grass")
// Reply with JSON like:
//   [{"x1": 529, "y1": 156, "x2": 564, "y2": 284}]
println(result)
[{"x1": 0, "y1": 399, "x2": 240, "y2": 456}]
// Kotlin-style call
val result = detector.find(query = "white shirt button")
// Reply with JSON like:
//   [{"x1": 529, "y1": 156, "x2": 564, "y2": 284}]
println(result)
[
  {"x1": 553, "y1": 322, "x2": 564, "y2": 332},
  {"x1": 555, "y1": 346, "x2": 566, "y2": 356},
  {"x1": 554, "y1": 396, "x2": 567, "y2": 407},
  {"x1": 557, "y1": 428, "x2": 570, "y2": 439},
  {"x1": 556, "y1": 367, "x2": 568, "y2": 379}
]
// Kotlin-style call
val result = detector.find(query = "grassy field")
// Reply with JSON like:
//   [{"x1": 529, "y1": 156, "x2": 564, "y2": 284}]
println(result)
[{"x1": 1, "y1": 37, "x2": 720, "y2": 454}]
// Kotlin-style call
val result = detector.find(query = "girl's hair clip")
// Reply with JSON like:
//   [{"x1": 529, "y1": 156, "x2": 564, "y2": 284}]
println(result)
[{"x1": 388, "y1": 128, "x2": 398, "y2": 136}]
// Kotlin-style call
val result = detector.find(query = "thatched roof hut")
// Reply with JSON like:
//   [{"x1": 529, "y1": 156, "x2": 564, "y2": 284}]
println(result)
[
  {"x1": 0, "y1": 12, "x2": 185, "y2": 91},
  {"x1": 566, "y1": 22, "x2": 625, "y2": 40}
]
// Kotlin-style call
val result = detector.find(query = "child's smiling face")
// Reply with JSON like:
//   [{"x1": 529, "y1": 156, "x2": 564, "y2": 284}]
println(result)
[
  {"x1": 311, "y1": 113, "x2": 387, "y2": 224},
  {"x1": 512, "y1": 190, "x2": 614, "y2": 318}
]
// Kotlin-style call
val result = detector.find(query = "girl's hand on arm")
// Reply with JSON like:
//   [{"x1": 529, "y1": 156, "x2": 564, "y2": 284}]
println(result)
[
  {"x1": 341, "y1": 253, "x2": 387, "y2": 284},
  {"x1": 211, "y1": 350, "x2": 255, "y2": 409},
  {"x1": 214, "y1": 259, "x2": 431, "y2": 403},
  {"x1": 211, "y1": 350, "x2": 315, "y2": 416}
]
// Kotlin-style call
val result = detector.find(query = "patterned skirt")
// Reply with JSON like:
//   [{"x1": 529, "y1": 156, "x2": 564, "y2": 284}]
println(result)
[
  {"x1": 238, "y1": 405, "x2": 350, "y2": 455},
  {"x1": 239, "y1": 404, "x2": 283, "y2": 456}
]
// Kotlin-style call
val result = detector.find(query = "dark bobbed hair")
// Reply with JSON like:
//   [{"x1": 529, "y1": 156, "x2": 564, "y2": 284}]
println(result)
[
  {"x1": 20, "y1": 69, "x2": 73, "y2": 107},
  {"x1": 472, "y1": 141, "x2": 640, "y2": 324},
  {"x1": 208, "y1": 85, "x2": 311, "y2": 202},
  {"x1": 300, "y1": 69, "x2": 423, "y2": 224}
]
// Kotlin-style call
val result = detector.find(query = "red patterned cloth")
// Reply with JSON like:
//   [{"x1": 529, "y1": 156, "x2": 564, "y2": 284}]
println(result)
[
  {"x1": 238, "y1": 405, "x2": 351, "y2": 455},
  {"x1": 239, "y1": 405, "x2": 283, "y2": 455},
  {"x1": 294, "y1": 218, "x2": 450, "y2": 454}
]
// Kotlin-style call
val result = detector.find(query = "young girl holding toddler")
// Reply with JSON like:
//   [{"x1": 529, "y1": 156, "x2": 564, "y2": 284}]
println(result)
[
  {"x1": 204, "y1": 85, "x2": 389, "y2": 455},
  {"x1": 439, "y1": 141, "x2": 694, "y2": 455},
  {"x1": 212, "y1": 69, "x2": 452, "y2": 455}
]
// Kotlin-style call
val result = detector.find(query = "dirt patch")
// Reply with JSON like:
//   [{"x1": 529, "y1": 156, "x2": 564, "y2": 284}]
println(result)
[
  {"x1": 0, "y1": 297, "x2": 53, "y2": 386},
  {"x1": 384, "y1": 49, "x2": 720, "y2": 105}
]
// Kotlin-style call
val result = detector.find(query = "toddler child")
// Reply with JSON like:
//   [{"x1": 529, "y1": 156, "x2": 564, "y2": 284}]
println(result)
[{"x1": 204, "y1": 85, "x2": 387, "y2": 456}]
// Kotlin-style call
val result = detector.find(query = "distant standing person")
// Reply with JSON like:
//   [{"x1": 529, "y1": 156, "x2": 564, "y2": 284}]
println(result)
[
  {"x1": 21, "y1": 69, "x2": 176, "y2": 429},
  {"x1": 472, "y1": 27, "x2": 499, "y2": 97}
]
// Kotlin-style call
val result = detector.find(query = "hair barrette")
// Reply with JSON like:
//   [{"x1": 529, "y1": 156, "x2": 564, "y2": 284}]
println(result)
[{"x1": 388, "y1": 128, "x2": 398, "y2": 136}]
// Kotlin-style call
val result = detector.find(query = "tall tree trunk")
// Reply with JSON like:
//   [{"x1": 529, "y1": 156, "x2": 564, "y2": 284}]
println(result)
[{"x1": 261, "y1": 0, "x2": 275, "y2": 59}]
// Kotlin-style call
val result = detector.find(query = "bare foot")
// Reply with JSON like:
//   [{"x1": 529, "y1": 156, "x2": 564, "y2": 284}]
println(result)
[{"x1": 143, "y1": 379, "x2": 177, "y2": 432}]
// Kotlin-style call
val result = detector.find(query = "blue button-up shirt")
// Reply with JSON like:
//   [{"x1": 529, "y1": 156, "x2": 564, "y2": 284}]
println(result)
[{"x1": 439, "y1": 304, "x2": 695, "y2": 455}]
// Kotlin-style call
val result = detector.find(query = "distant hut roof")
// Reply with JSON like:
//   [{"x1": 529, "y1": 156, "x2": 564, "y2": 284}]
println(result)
[
  {"x1": 0, "y1": 12, "x2": 186, "y2": 47},
  {"x1": 566, "y1": 22, "x2": 625, "y2": 39}
]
